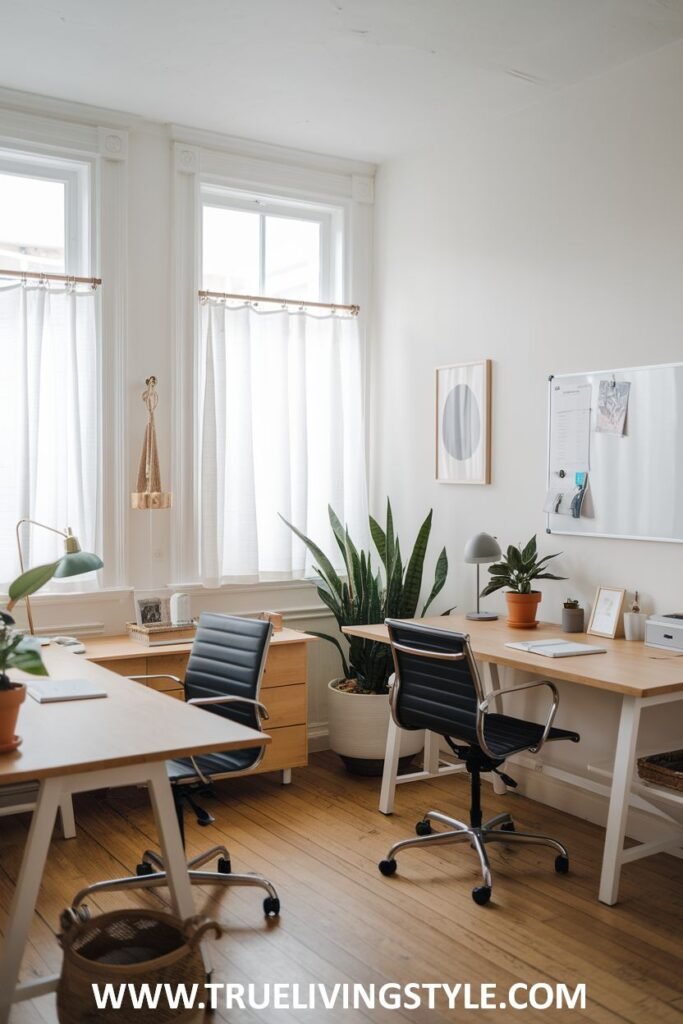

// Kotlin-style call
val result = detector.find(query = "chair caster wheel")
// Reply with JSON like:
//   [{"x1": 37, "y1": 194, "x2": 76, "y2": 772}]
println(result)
[
  {"x1": 136, "y1": 862, "x2": 155, "y2": 876},
  {"x1": 378, "y1": 858, "x2": 397, "y2": 877},
  {"x1": 415, "y1": 820, "x2": 433, "y2": 836},
  {"x1": 472, "y1": 885, "x2": 491, "y2": 906},
  {"x1": 263, "y1": 896, "x2": 280, "y2": 917},
  {"x1": 217, "y1": 857, "x2": 232, "y2": 874},
  {"x1": 555, "y1": 855, "x2": 569, "y2": 874},
  {"x1": 500, "y1": 821, "x2": 516, "y2": 832},
  {"x1": 60, "y1": 905, "x2": 90, "y2": 931}
]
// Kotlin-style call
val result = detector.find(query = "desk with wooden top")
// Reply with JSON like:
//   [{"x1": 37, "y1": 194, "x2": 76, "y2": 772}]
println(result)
[
  {"x1": 343, "y1": 615, "x2": 683, "y2": 905},
  {"x1": 0, "y1": 648, "x2": 270, "y2": 1023},
  {"x1": 83, "y1": 627, "x2": 314, "y2": 785}
]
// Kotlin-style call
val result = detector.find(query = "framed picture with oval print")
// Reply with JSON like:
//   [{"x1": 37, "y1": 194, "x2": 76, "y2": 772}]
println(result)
[{"x1": 436, "y1": 360, "x2": 492, "y2": 484}]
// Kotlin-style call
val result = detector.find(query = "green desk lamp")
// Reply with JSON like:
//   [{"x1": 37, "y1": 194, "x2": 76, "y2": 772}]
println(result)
[{"x1": 8, "y1": 519, "x2": 104, "y2": 634}]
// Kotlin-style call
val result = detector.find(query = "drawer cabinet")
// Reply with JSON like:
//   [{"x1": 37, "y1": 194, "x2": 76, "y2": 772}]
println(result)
[{"x1": 86, "y1": 629, "x2": 312, "y2": 782}]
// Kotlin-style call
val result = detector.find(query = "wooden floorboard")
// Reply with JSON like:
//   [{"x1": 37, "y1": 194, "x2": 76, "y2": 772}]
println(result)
[{"x1": 1, "y1": 751, "x2": 682, "y2": 1023}]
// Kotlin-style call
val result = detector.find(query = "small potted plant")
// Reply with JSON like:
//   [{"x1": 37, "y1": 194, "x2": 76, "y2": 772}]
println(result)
[
  {"x1": 0, "y1": 611, "x2": 48, "y2": 752},
  {"x1": 480, "y1": 535, "x2": 566, "y2": 629},
  {"x1": 562, "y1": 598, "x2": 584, "y2": 633}
]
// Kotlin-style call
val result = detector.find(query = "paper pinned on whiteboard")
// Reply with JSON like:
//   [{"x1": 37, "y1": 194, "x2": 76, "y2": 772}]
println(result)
[
  {"x1": 550, "y1": 382, "x2": 591, "y2": 473},
  {"x1": 596, "y1": 380, "x2": 630, "y2": 435}
]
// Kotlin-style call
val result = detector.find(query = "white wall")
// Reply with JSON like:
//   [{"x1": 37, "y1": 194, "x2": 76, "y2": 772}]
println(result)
[{"x1": 370, "y1": 42, "x2": 683, "y2": 827}]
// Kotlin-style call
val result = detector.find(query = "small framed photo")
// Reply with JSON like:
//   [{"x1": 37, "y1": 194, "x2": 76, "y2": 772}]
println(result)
[
  {"x1": 436, "y1": 359, "x2": 492, "y2": 484},
  {"x1": 134, "y1": 591, "x2": 171, "y2": 628},
  {"x1": 587, "y1": 587, "x2": 625, "y2": 638}
]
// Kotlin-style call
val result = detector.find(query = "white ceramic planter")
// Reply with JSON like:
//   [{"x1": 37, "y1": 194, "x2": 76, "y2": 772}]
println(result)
[{"x1": 327, "y1": 678, "x2": 424, "y2": 773}]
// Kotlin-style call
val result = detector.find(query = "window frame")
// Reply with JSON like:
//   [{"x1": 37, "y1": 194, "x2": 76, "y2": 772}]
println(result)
[
  {"x1": 200, "y1": 183, "x2": 345, "y2": 304},
  {"x1": 0, "y1": 147, "x2": 92, "y2": 278}
]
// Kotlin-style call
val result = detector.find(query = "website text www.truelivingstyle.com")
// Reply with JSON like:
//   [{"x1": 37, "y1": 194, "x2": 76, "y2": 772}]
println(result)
[{"x1": 91, "y1": 980, "x2": 587, "y2": 1013}]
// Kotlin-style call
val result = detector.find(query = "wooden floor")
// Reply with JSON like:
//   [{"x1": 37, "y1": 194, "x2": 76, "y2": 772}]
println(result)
[{"x1": 1, "y1": 752, "x2": 682, "y2": 1023}]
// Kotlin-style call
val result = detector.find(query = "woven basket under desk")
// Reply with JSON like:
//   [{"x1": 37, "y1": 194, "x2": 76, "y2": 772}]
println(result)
[
  {"x1": 57, "y1": 910, "x2": 220, "y2": 1024},
  {"x1": 637, "y1": 750, "x2": 683, "y2": 793}
]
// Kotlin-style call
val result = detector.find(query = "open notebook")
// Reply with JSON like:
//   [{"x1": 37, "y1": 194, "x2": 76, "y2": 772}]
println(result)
[
  {"x1": 28, "y1": 679, "x2": 108, "y2": 703},
  {"x1": 504, "y1": 639, "x2": 607, "y2": 658}
]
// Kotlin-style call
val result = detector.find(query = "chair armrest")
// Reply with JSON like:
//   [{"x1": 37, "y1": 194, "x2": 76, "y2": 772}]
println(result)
[
  {"x1": 186, "y1": 695, "x2": 270, "y2": 721},
  {"x1": 478, "y1": 679, "x2": 559, "y2": 755}
]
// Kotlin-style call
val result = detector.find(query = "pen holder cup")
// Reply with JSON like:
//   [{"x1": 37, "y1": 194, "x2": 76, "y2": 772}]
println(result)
[
  {"x1": 624, "y1": 612, "x2": 647, "y2": 643},
  {"x1": 562, "y1": 607, "x2": 585, "y2": 633}
]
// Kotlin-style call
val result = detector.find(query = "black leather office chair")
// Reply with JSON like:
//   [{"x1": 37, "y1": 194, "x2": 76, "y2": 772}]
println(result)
[
  {"x1": 377, "y1": 620, "x2": 580, "y2": 906},
  {"x1": 66, "y1": 613, "x2": 280, "y2": 921}
]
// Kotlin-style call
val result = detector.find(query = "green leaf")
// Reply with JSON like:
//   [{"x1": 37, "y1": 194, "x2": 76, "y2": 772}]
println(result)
[
  {"x1": 369, "y1": 516, "x2": 387, "y2": 567},
  {"x1": 305, "y1": 631, "x2": 350, "y2": 679},
  {"x1": 521, "y1": 535, "x2": 537, "y2": 564},
  {"x1": 480, "y1": 576, "x2": 508, "y2": 597},
  {"x1": 506, "y1": 545, "x2": 522, "y2": 573},
  {"x1": 400, "y1": 509, "x2": 433, "y2": 618},
  {"x1": 385, "y1": 499, "x2": 395, "y2": 574},
  {"x1": 421, "y1": 546, "x2": 448, "y2": 615},
  {"x1": 8, "y1": 640, "x2": 48, "y2": 676},
  {"x1": 279, "y1": 515, "x2": 343, "y2": 600},
  {"x1": 532, "y1": 572, "x2": 568, "y2": 581},
  {"x1": 7, "y1": 561, "x2": 60, "y2": 609}
]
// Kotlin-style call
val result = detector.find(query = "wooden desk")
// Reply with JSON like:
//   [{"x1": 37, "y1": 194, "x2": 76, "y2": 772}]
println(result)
[
  {"x1": 0, "y1": 649, "x2": 269, "y2": 1023},
  {"x1": 343, "y1": 615, "x2": 683, "y2": 905},
  {"x1": 84, "y1": 627, "x2": 314, "y2": 784}
]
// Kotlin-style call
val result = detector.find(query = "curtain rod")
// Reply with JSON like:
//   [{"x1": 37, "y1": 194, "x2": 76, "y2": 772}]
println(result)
[
  {"x1": 0, "y1": 268, "x2": 102, "y2": 287},
  {"x1": 198, "y1": 289, "x2": 359, "y2": 315}
]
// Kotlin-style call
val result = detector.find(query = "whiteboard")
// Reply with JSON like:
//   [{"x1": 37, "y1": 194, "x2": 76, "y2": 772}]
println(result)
[{"x1": 546, "y1": 362, "x2": 683, "y2": 543}]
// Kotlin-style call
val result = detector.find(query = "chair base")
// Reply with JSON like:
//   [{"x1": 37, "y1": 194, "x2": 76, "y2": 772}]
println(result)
[
  {"x1": 378, "y1": 810, "x2": 569, "y2": 906},
  {"x1": 66, "y1": 845, "x2": 281, "y2": 924}
]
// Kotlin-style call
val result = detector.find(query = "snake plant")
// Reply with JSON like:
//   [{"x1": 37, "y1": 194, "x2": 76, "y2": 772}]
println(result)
[{"x1": 281, "y1": 500, "x2": 449, "y2": 694}]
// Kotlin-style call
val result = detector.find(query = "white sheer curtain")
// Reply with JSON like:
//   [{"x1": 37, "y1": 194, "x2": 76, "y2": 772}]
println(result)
[
  {"x1": 198, "y1": 301, "x2": 368, "y2": 584},
  {"x1": 0, "y1": 283, "x2": 99, "y2": 588}
]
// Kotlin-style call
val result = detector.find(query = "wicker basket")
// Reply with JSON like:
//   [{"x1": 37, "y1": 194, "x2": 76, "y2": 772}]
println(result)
[
  {"x1": 57, "y1": 910, "x2": 220, "y2": 1024},
  {"x1": 637, "y1": 750, "x2": 683, "y2": 793}
]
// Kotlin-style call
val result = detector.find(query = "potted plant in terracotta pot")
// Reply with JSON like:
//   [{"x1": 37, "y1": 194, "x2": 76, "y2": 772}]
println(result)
[
  {"x1": 0, "y1": 611, "x2": 47, "y2": 752},
  {"x1": 281, "y1": 500, "x2": 450, "y2": 775},
  {"x1": 480, "y1": 535, "x2": 565, "y2": 629}
]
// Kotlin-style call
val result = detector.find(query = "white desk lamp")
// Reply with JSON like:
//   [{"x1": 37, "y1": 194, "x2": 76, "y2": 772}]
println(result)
[{"x1": 464, "y1": 532, "x2": 502, "y2": 621}]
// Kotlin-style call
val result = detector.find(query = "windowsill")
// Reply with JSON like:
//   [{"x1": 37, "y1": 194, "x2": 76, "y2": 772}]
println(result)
[{"x1": 0, "y1": 578, "x2": 319, "y2": 605}]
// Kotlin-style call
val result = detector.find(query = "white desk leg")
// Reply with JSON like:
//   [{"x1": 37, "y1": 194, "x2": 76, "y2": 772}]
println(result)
[
  {"x1": 281, "y1": 769, "x2": 292, "y2": 785},
  {"x1": 146, "y1": 763, "x2": 197, "y2": 921},
  {"x1": 599, "y1": 695, "x2": 641, "y2": 906},
  {"x1": 59, "y1": 795, "x2": 76, "y2": 839},
  {"x1": 379, "y1": 716, "x2": 401, "y2": 815},
  {"x1": 0, "y1": 777, "x2": 61, "y2": 1024},
  {"x1": 423, "y1": 730, "x2": 440, "y2": 776},
  {"x1": 486, "y1": 663, "x2": 508, "y2": 797}
]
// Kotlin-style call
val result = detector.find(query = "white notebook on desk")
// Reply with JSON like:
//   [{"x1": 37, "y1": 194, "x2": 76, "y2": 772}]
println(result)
[
  {"x1": 28, "y1": 679, "x2": 108, "y2": 703},
  {"x1": 505, "y1": 638, "x2": 607, "y2": 658}
]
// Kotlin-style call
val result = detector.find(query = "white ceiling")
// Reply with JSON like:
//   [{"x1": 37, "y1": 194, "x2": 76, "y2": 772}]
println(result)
[{"x1": 1, "y1": 0, "x2": 683, "y2": 162}]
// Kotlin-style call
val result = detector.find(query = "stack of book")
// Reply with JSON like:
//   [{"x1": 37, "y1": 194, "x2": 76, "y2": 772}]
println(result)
[{"x1": 127, "y1": 621, "x2": 197, "y2": 647}]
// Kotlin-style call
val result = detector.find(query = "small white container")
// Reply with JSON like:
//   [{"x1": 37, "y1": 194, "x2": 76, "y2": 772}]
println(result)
[
  {"x1": 170, "y1": 592, "x2": 192, "y2": 625},
  {"x1": 624, "y1": 611, "x2": 647, "y2": 642}
]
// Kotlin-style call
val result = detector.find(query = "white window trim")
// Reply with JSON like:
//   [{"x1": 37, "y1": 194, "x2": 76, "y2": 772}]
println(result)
[
  {"x1": 171, "y1": 131, "x2": 375, "y2": 588},
  {"x1": 0, "y1": 109, "x2": 129, "y2": 593}
]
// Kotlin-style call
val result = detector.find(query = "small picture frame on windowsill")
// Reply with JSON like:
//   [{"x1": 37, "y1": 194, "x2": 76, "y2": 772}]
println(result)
[
  {"x1": 133, "y1": 590, "x2": 171, "y2": 628},
  {"x1": 587, "y1": 586, "x2": 625, "y2": 639}
]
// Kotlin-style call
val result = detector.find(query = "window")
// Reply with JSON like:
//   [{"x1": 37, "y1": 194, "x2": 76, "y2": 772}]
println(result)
[
  {"x1": 197, "y1": 185, "x2": 367, "y2": 584},
  {"x1": 0, "y1": 148, "x2": 99, "y2": 590},
  {"x1": 201, "y1": 186, "x2": 341, "y2": 302}
]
